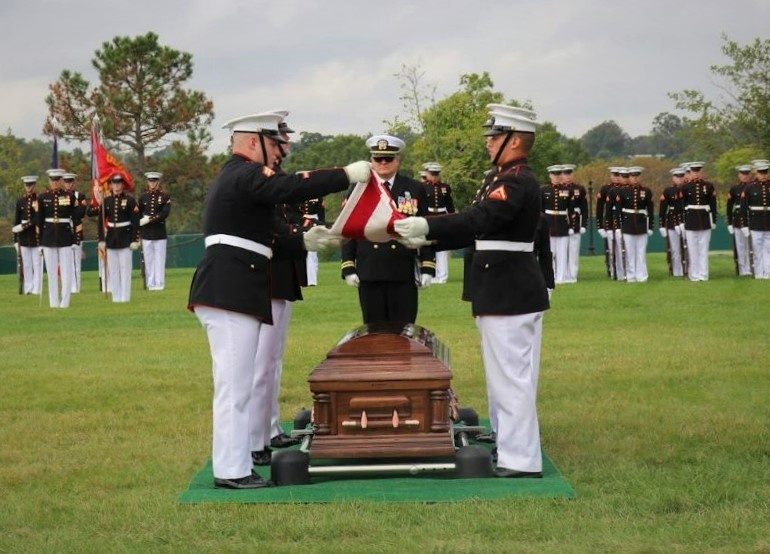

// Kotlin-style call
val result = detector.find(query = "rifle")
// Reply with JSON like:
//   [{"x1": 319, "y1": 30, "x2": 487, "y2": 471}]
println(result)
[
  {"x1": 16, "y1": 244, "x2": 24, "y2": 294},
  {"x1": 680, "y1": 227, "x2": 689, "y2": 279},
  {"x1": 603, "y1": 234, "x2": 611, "y2": 278},
  {"x1": 665, "y1": 232, "x2": 673, "y2": 276},
  {"x1": 140, "y1": 242, "x2": 147, "y2": 290},
  {"x1": 747, "y1": 229, "x2": 755, "y2": 277},
  {"x1": 732, "y1": 232, "x2": 739, "y2": 276}
]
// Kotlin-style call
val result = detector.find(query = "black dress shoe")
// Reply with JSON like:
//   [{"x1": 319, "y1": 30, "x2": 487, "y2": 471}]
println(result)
[
  {"x1": 491, "y1": 447, "x2": 498, "y2": 463},
  {"x1": 251, "y1": 448, "x2": 272, "y2": 466},
  {"x1": 270, "y1": 433, "x2": 300, "y2": 448},
  {"x1": 494, "y1": 467, "x2": 543, "y2": 479},
  {"x1": 214, "y1": 473, "x2": 272, "y2": 489},
  {"x1": 475, "y1": 431, "x2": 497, "y2": 444}
]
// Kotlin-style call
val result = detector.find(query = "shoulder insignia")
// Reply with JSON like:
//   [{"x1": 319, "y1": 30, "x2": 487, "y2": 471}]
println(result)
[{"x1": 488, "y1": 185, "x2": 507, "y2": 201}]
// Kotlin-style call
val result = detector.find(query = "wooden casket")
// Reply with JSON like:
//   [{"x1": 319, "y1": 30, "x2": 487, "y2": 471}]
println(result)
[{"x1": 307, "y1": 322, "x2": 456, "y2": 460}]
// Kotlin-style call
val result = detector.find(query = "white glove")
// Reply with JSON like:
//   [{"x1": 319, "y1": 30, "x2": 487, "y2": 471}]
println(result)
[
  {"x1": 94, "y1": 190, "x2": 104, "y2": 205},
  {"x1": 14, "y1": 243, "x2": 19, "y2": 253},
  {"x1": 12, "y1": 224, "x2": 23, "y2": 233},
  {"x1": 658, "y1": 228, "x2": 667, "y2": 238},
  {"x1": 303, "y1": 226, "x2": 339, "y2": 251},
  {"x1": 741, "y1": 227, "x2": 750, "y2": 238},
  {"x1": 568, "y1": 228, "x2": 575, "y2": 235},
  {"x1": 98, "y1": 241, "x2": 106, "y2": 252},
  {"x1": 398, "y1": 236, "x2": 433, "y2": 249},
  {"x1": 580, "y1": 227, "x2": 586, "y2": 235},
  {"x1": 598, "y1": 229, "x2": 607, "y2": 239},
  {"x1": 419, "y1": 274, "x2": 432, "y2": 288},
  {"x1": 547, "y1": 288, "x2": 553, "y2": 300},
  {"x1": 129, "y1": 241, "x2": 140, "y2": 251},
  {"x1": 343, "y1": 161, "x2": 372, "y2": 184},
  {"x1": 140, "y1": 216, "x2": 151, "y2": 226},
  {"x1": 647, "y1": 229, "x2": 653, "y2": 237},
  {"x1": 394, "y1": 217, "x2": 429, "y2": 238},
  {"x1": 675, "y1": 224, "x2": 684, "y2": 235},
  {"x1": 710, "y1": 221, "x2": 716, "y2": 230},
  {"x1": 344, "y1": 273, "x2": 360, "y2": 288},
  {"x1": 727, "y1": 225, "x2": 734, "y2": 235},
  {"x1": 614, "y1": 229, "x2": 623, "y2": 239}
]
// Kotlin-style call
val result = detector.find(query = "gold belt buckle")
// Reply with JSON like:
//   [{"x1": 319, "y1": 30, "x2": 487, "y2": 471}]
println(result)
[{"x1": 53, "y1": 217, "x2": 59, "y2": 223}]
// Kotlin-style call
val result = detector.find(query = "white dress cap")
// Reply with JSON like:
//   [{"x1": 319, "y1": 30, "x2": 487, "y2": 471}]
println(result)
[
  {"x1": 484, "y1": 104, "x2": 538, "y2": 135},
  {"x1": 21, "y1": 175, "x2": 38, "y2": 184},
  {"x1": 63, "y1": 173, "x2": 77, "y2": 180},
  {"x1": 145, "y1": 172, "x2": 163, "y2": 180},
  {"x1": 366, "y1": 135, "x2": 405, "y2": 155},
  {"x1": 46, "y1": 168, "x2": 65, "y2": 178},
  {"x1": 735, "y1": 165, "x2": 752, "y2": 172},
  {"x1": 546, "y1": 165, "x2": 563, "y2": 173},
  {"x1": 222, "y1": 112, "x2": 286, "y2": 142}
]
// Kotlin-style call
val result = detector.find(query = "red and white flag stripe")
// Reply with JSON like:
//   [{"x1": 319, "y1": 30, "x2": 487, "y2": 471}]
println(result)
[{"x1": 329, "y1": 171, "x2": 404, "y2": 242}]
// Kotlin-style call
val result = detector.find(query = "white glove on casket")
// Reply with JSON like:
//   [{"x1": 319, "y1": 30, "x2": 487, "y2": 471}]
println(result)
[
  {"x1": 394, "y1": 217, "x2": 429, "y2": 238},
  {"x1": 12, "y1": 224, "x2": 23, "y2": 233},
  {"x1": 419, "y1": 274, "x2": 432, "y2": 288},
  {"x1": 598, "y1": 229, "x2": 607, "y2": 239},
  {"x1": 140, "y1": 216, "x2": 151, "y2": 226},
  {"x1": 344, "y1": 273, "x2": 360, "y2": 288},
  {"x1": 741, "y1": 227, "x2": 750, "y2": 238},
  {"x1": 658, "y1": 228, "x2": 667, "y2": 238},
  {"x1": 343, "y1": 161, "x2": 372, "y2": 184},
  {"x1": 303, "y1": 226, "x2": 339, "y2": 251}
]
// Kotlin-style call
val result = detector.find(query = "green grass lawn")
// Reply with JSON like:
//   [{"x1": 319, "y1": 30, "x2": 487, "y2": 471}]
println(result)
[{"x1": 1, "y1": 252, "x2": 768, "y2": 553}]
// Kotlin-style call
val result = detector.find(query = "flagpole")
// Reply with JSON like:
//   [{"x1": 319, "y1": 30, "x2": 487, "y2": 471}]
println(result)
[
  {"x1": 51, "y1": 116, "x2": 59, "y2": 169},
  {"x1": 91, "y1": 115, "x2": 109, "y2": 299}
]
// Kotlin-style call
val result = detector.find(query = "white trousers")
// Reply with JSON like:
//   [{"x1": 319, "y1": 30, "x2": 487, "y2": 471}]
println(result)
[
  {"x1": 665, "y1": 232, "x2": 684, "y2": 277},
  {"x1": 622, "y1": 233, "x2": 648, "y2": 283},
  {"x1": 612, "y1": 230, "x2": 626, "y2": 280},
  {"x1": 750, "y1": 230, "x2": 770, "y2": 279},
  {"x1": 195, "y1": 306, "x2": 262, "y2": 480},
  {"x1": 685, "y1": 229, "x2": 711, "y2": 281},
  {"x1": 306, "y1": 251, "x2": 318, "y2": 286},
  {"x1": 249, "y1": 299, "x2": 293, "y2": 450},
  {"x1": 434, "y1": 250, "x2": 449, "y2": 283},
  {"x1": 476, "y1": 312, "x2": 543, "y2": 473},
  {"x1": 550, "y1": 236, "x2": 570, "y2": 284},
  {"x1": 71, "y1": 243, "x2": 83, "y2": 293},
  {"x1": 143, "y1": 239, "x2": 167, "y2": 290},
  {"x1": 564, "y1": 232, "x2": 581, "y2": 283},
  {"x1": 733, "y1": 230, "x2": 751, "y2": 276},
  {"x1": 20, "y1": 246, "x2": 43, "y2": 294},
  {"x1": 107, "y1": 248, "x2": 133, "y2": 302},
  {"x1": 42, "y1": 246, "x2": 74, "y2": 308}
]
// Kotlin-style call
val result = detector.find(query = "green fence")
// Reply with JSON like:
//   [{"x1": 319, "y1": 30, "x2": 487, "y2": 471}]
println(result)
[{"x1": 0, "y1": 222, "x2": 736, "y2": 275}]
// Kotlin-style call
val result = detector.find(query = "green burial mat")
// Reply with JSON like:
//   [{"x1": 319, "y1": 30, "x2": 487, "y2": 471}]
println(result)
[{"x1": 178, "y1": 430, "x2": 575, "y2": 504}]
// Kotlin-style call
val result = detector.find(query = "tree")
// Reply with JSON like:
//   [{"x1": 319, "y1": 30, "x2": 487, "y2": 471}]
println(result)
[
  {"x1": 45, "y1": 32, "x2": 214, "y2": 172},
  {"x1": 669, "y1": 34, "x2": 770, "y2": 156},
  {"x1": 580, "y1": 121, "x2": 630, "y2": 159}
]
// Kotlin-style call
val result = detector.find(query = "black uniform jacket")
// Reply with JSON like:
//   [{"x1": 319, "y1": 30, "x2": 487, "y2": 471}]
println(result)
[
  {"x1": 595, "y1": 183, "x2": 612, "y2": 232},
  {"x1": 541, "y1": 184, "x2": 574, "y2": 236},
  {"x1": 14, "y1": 193, "x2": 39, "y2": 247},
  {"x1": 616, "y1": 185, "x2": 654, "y2": 235},
  {"x1": 429, "y1": 159, "x2": 549, "y2": 317},
  {"x1": 726, "y1": 183, "x2": 748, "y2": 228},
  {"x1": 139, "y1": 190, "x2": 172, "y2": 240},
  {"x1": 659, "y1": 185, "x2": 683, "y2": 230},
  {"x1": 741, "y1": 180, "x2": 770, "y2": 231},
  {"x1": 341, "y1": 173, "x2": 436, "y2": 282},
  {"x1": 88, "y1": 193, "x2": 140, "y2": 248},
  {"x1": 188, "y1": 155, "x2": 348, "y2": 323},
  {"x1": 568, "y1": 183, "x2": 588, "y2": 231},
  {"x1": 270, "y1": 204, "x2": 306, "y2": 302},
  {"x1": 36, "y1": 189, "x2": 81, "y2": 247},
  {"x1": 424, "y1": 181, "x2": 455, "y2": 214},
  {"x1": 680, "y1": 179, "x2": 717, "y2": 231}
]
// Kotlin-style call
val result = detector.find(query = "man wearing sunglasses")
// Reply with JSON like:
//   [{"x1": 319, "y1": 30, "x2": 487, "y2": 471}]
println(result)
[
  {"x1": 726, "y1": 165, "x2": 753, "y2": 276},
  {"x1": 740, "y1": 160, "x2": 770, "y2": 278},
  {"x1": 138, "y1": 171, "x2": 172, "y2": 291},
  {"x1": 341, "y1": 134, "x2": 435, "y2": 324},
  {"x1": 36, "y1": 168, "x2": 81, "y2": 308}
]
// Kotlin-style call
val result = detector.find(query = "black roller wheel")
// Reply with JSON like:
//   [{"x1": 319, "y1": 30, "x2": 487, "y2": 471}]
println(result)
[
  {"x1": 271, "y1": 450, "x2": 310, "y2": 486},
  {"x1": 454, "y1": 445, "x2": 494, "y2": 478},
  {"x1": 293, "y1": 408, "x2": 312, "y2": 430}
]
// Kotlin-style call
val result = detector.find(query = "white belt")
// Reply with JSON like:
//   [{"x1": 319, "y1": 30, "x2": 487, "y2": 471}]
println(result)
[
  {"x1": 107, "y1": 221, "x2": 131, "y2": 228},
  {"x1": 750, "y1": 206, "x2": 770, "y2": 211},
  {"x1": 44, "y1": 217, "x2": 72, "y2": 224},
  {"x1": 428, "y1": 207, "x2": 448, "y2": 213},
  {"x1": 573, "y1": 208, "x2": 581, "y2": 214},
  {"x1": 303, "y1": 214, "x2": 319, "y2": 220},
  {"x1": 686, "y1": 205, "x2": 711, "y2": 212},
  {"x1": 545, "y1": 209, "x2": 568, "y2": 215},
  {"x1": 475, "y1": 240, "x2": 534, "y2": 252},
  {"x1": 622, "y1": 208, "x2": 647, "y2": 214},
  {"x1": 21, "y1": 219, "x2": 30, "y2": 224},
  {"x1": 204, "y1": 234, "x2": 273, "y2": 259}
]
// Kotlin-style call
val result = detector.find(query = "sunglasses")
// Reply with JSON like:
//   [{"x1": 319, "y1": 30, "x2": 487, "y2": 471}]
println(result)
[{"x1": 372, "y1": 156, "x2": 395, "y2": 163}]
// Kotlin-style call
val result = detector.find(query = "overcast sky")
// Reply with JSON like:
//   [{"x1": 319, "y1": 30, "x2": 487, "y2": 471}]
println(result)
[{"x1": 2, "y1": 0, "x2": 769, "y2": 155}]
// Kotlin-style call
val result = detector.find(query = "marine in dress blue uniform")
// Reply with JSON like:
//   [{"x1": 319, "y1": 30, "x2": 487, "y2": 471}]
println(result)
[
  {"x1": 62, "y1": 173, "x2": 87, "y2": 293},
  {"x1": 562, "y1": 164, "x2": 587, "y2": 283},
  {"x1": 138, "y1": 171, "x2": 172, "y2": 290},
  {"x1": 12, "y1": 176, "x2": 43, "y2": 294},
  {"x1": 740, "y1": 160, "x2": 770, "y2": 278},
  {"x1": 679, "y1": 162, "x2": 717, "y2": 281},
  {"x1": 422, "y1": 162, "x2": 455, "y2": 283},
  {"x1": 615, "y1": 166, "x2": 654, "y2": 282},
  {"x1": 726, "y1": 165, "x2": 753, "y2": 276},
  {"x1": 659, "y1": 167, "x2": 687, "y2": 277}
]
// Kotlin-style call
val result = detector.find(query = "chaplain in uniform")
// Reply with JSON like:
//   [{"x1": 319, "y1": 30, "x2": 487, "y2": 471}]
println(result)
[
  {"x1": 422, "y1": 162, "x2": 455, "y2": 283},
  {"x1": 89, "y1": 173, "x2": 140, "y2": 302},
  {"x1": 396, "y1": 103, "x2": 549, "y2": 478},
  {"x1": 562, "y1": 164, "x2": 587, "y2": 283},
  {"x1": 13, "y1": 175, "x2": 43, "y2": 295},
  {"x1": 188, "y1": 111, "x2": 370, "y2": 489},
  {"x1": 341, "y1": 135, "x2": 435, "y2": 324},
  {"x1": 138, "y1": 171, "x2": 172, "y2": 290},
  {"x1": 659, "y1": 167, "x2": 687, "y2": 277},
  {"x1": 541, "y1": 164, "x2": 574, "y2": 284},
  {"x1": 37, "y1": 168, "x2": 81, "y2": 308},
  {"x1": 615, "y1": 166, "x2": 654, "y2": 282},
  {"x1": 741, "y1": 160, "x2": 770, "y2": 278},
  {"x1": 680, "y1": 162, "x2": 717, "y2": 281},
  {"x1": 726, "y1": 165, "x2": 753, "y2": 276}
]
